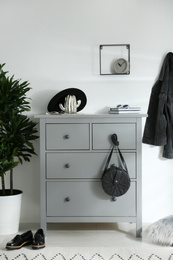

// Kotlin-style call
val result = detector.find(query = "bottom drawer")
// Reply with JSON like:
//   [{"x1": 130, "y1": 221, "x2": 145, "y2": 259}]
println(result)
[{"x1": 47, "y1": 181, "x2": 136, "y2": 217}]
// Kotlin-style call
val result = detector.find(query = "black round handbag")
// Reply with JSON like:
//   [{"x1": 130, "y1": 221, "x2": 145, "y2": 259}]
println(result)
[{"x1": 101, "y1": 134, "x2": 131, "y2": 201}]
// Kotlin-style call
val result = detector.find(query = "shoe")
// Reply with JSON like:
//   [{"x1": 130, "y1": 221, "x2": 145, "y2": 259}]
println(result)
[
  {"x1": 6, "y1": 230, "x2": 33, "y2": 250},
  {"x1": 32, "y1": 229, "x2": 45, "y2": 249}
]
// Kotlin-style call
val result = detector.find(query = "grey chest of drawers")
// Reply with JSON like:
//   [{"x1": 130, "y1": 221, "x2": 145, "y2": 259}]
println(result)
[{"x1": 35, "y1": 114, "x2": 146, "y2": 237}]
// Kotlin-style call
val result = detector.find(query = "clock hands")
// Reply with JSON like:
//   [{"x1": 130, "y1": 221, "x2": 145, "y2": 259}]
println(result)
[{"x1": 118, "y1": 60, "x2": 126, "y2": 67}]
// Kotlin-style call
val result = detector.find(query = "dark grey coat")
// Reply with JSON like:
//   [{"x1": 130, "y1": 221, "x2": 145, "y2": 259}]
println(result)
[{"x1": 142, "y1": 52, "x2": 173, "y2": 159}]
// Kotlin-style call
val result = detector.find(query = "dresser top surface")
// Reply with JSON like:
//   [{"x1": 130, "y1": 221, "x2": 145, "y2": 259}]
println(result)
[{"x1": 34, "y1": 113, "x2": 147, "y2": 119}]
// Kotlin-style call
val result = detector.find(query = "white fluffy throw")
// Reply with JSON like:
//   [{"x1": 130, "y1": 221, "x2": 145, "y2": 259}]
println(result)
[{"x1": 144, "y1": 215, "x2": 173, "y2": 246}]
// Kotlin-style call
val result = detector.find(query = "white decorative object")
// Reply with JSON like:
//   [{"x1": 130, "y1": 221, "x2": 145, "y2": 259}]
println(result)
[
  {"x1": 59, "y1": 95, "x2": 81, "y2": 114},
  {"x1": 144, "y1": 215, "x2": 173, "y2": 246},
  {"x1": 0, "y1": 191, "x2": 22, "y2": 235}
]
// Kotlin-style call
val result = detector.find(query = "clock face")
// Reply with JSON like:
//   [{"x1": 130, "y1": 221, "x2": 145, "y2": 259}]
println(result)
[{"x1": 114, "y1": 58, "x2": 129, "y2": 74}]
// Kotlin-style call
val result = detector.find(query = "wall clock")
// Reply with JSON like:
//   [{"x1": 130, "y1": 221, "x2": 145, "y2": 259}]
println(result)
[
  {"x1": 99, "y1": 44, "x2": 130, "y2": 75},
  {"x1": 114, "y1": 58, "x2": 130, "y2": 74}
]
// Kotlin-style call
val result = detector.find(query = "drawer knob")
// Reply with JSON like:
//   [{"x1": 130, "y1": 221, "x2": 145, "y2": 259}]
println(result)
[
  {"x1": 64, "y1": 135, "x2": 70, "y2": 139},
  {"x1": 65, "y1": 197, "x2": 70, "y2": 202},
  {"x1": 65, "y1": 164, "x2": 70, "y2": 168}
]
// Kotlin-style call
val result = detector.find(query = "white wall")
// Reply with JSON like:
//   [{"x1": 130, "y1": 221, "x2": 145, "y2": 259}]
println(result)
[{"x1": 1, "y1": 0, "x2": 173, "y2": 223}]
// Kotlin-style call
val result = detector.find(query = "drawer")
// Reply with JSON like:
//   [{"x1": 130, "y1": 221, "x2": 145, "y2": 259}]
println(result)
[
  {"x1": 92, "y1": 123, "x2": 136, "y2": 150},
  {"x1": 46, "y1": 152, "x2": 136, "y2": 179},
  {"x1": 47, "y1": 181, "x2": 136, "y2": 217},
  {"x1": 46, "y1": 123, "x2": 90, "y2": 150}
]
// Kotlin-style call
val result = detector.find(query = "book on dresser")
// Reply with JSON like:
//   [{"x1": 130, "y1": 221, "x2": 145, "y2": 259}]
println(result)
[{"x1": 109, "y1": 107, "x2": 141, "y2": 114}]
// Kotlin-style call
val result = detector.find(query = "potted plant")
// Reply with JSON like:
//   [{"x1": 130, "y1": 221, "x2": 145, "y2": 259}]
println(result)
[{"x1": 0, "y1": 63, "x2": 38, "y2": 235}]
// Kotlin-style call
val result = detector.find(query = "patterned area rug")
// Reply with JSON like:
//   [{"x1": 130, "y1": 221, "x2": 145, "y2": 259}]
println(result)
[{"x1": 0, "y1": 247, "x2": 173, "y2": 260}]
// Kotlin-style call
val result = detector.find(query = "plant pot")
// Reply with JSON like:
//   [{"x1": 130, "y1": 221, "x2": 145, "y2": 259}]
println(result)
[{"x1": 0, "y1": 189, "x2": 23, "y2": 235}]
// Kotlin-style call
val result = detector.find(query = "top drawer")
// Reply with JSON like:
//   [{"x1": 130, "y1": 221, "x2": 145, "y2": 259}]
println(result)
[
  {"x1": 46, "y1": 123, "x2": 90, "y2": 150},
  {"x1": 93, "y1": 123, "x2": 136, "y2": 149}
]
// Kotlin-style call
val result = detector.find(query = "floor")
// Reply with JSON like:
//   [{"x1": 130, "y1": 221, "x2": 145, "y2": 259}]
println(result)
[{"x1": 0, "y1": 222, "x2": 161, "y2": 250}]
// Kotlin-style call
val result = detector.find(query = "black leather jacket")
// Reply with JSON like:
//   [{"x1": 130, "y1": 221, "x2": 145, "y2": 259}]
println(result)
[{"x1": 142, "y1": 52, "x2": 173, "y2": 159}]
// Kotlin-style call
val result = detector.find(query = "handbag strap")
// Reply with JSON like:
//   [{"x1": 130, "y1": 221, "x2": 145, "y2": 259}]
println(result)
[
  {"x1": 103, "y1": 146, "x2": 114, "y2": 173},
  {"x1": 116, "y1": 145, "x2": 128, "y2": 174},
  {"x1": 103, "y1": 134, "x2": 129, "y2": 174}
]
